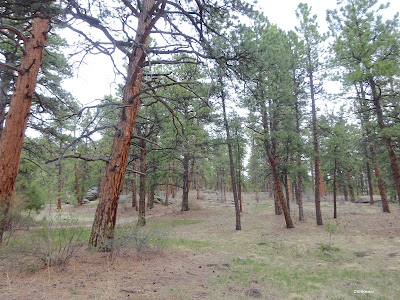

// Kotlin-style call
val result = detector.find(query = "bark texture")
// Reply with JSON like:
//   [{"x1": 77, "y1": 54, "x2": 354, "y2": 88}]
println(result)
[
  {"x1": 89, "y1": 0, "x2": 164, "y2": 250},
  {"x1": 0, "y1": 17, "x2": 50, "y2": 243}
]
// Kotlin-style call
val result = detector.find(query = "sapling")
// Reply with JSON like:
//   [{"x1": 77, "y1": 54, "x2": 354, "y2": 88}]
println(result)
[{"x1": 325, "y1": 221, "x2": 340, "y2": 251}]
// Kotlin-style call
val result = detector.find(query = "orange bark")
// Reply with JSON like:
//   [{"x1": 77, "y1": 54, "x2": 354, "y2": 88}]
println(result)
[
  {"x1": 89, "y1": 0, "x2": 164, "y2": 249},
  {"x1": 0, "y1": 17, "x2": 50, "y2": 243}
]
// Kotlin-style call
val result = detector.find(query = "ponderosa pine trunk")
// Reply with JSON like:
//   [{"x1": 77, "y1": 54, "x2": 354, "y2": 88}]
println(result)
[
  {"x1": 262, "y1": 107, "x2": 293, "y2": 228},
  {"x1": 75, "y1": 164, "x2": 82, "y2": 205},
  {"x1": 147, "y1": 187, "x2": 154, "y2": 209},
  {"x1": 132, "y1": 157, "x2": 138, "y2": 210},
  {"x1": 347, "y1": 169, "x2": 355, "y2": 202},
  {"x1": 309, "y1": 69, "x2": 323, "y2": 226},
  {"x1": 138, "y1": 134, "x2": 147, "y2": 226},
  {"x1": 89, "y1": 0, "x2": 164, "y2": 250},
  {"x1": 294, "y1": 100, "x2": 304, "y2": 221},
  {"x1": 366, "y1": 162, "x2": 374, "y2": 205},
  {"x1": 0, "y1": 16, "x2": 50, "y2": 243},
  {"x1": 370, "y1": 144, "x2": 390, "y2": 213},
  {"x1": 57, "y1": 163, "x2": 62, "y2": 210},
  {"x1": 333, "y1": 157, "x2": 337, "y2": 219},
  {"x1": 369, "y1": 79, "x2": 400, "y2": 206},
  {"x1": 181, "y1": 154, "x2": 190, "y2": 211},
  {"x1": 220, "y1": 76, "x2": 241, "y2": 230}
]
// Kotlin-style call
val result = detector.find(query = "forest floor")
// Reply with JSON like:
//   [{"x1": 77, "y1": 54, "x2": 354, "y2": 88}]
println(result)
[{"x1": 1, "y1": 191, "x2": 400, "y2": 300}]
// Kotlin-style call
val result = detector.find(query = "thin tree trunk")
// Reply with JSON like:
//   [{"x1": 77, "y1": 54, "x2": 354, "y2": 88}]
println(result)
[
  {"x1": 138, "y1": 134, "x2": 147, "y2": 226},
  {"x1": 0, "y1": 16, "x2": 50, "y2": 244},
  {"x1": 284, "y1": 174, "x2": 291, "y2": 214},
  {"x1": 196, "y1": 172, "x2": 200, "y2": 200},
  {"x1": 181, "y1": 154, "x2": 190, "y2": 211},
  {"x1": 333, "y1": 158, "x2": 337, "y2": 219},
  {"x1": 294, "y1": 177, "x2": 304, "y2": 221},
  {"x1": 188, "y1": 158, "x2": 195, "y2": 190},
  {"x1": 165, "y1": 183, "x2": 170, "y2": 206},
  {"x1": 132, "y1": 158, "x2": 138, "y2": 210},
  {"x1": 369, "y1": 79, "x2": 400, "y2": 205},
  {"x1": 343, "y1": 182, "x2": 348, "y2": 202},
  {"x1": 310, "y1": 71, "x2": 323, "y2": 224},
  {"x1": 347, "y1": 169, "x2": 355, "y2": 202},
  {"x1": 75, "y1": 164, "x2": 82, "y2": 205},
  {"x1": 89, "y1": 0, "x2": 164, "y2": 250},
  {"x1": 57, "y1": 163, "x2": 62, "y2": 210},
  {"x1": 220, "y1": 75, "x2": 241, "y2": 230},
  {"x1": 366, "y1": 162, "x2": 374, "y2": 205}
]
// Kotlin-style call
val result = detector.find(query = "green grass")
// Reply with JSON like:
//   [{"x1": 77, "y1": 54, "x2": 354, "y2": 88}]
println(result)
[
  {"x1": 166, "y1": 237, "x2": 214, "y2": 250},
  {"x1": 149, "y1": 218, "x2": 203, "y2": 229}
]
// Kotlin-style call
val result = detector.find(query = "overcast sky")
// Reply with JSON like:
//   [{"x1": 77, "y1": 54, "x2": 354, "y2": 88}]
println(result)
[{"x1": 62, "y1": 0, "x2": 400, "y2": 106}]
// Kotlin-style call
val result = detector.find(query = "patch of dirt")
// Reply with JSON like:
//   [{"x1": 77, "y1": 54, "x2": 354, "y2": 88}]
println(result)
[{"x1": 1, "y1": 191, "x2": 400, "y2": 299}]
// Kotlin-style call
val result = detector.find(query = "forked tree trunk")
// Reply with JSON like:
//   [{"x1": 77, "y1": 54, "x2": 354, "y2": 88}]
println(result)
[
  {"x1": 89, "y1": 0, "x2": 164, "y2": 250},
  {"x1": 0, "y1": 16, "x2": 50, "y2": 243},
  {"x1": 262, "y1": 107, "x2": 293, "y2": 228},
  {"x1": 268, "y1": 156, "x2": 294, "y2": 228}
]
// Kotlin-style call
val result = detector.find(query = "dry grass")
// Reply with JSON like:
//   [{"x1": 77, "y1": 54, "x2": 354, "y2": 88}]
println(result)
[{"x1": 1, "y1": 191, "x2": 400, "y2": 299}]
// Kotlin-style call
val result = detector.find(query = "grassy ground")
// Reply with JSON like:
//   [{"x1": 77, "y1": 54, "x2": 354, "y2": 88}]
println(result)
[{"x1": 1, "y1": 191, "x2": 399, "y2": 299}]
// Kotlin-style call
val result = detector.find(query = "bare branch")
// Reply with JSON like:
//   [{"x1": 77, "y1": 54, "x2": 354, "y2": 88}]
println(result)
[
  {"x1": 0, "y1": 24, "x2": 28, "y2": 45},
  {"x1": 46, "y1": 154, "x2": 109, "y2": 164},
  {"x1": 0, "y1": 61, "x2": 21, "y2": 73}
]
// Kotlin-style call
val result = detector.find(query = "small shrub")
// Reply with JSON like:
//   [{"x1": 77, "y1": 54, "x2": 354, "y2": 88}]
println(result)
[
  {"x1": 112, "y1": 225, "x2": 168, "y2": 257},
  {"x1": 27, "y1": 213, "x2": 85, "y2": 267}
]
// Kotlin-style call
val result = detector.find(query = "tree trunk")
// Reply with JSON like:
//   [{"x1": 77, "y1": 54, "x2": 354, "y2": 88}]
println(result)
[
  {"x1": 309, "y1": 70, "x2": 323, "y2": 226},
  {"x1": 284, "y1": 174, "x2": 291, "y2": 214},
  {"x1": 196, "y1": 172, "x2": 200, "y2": 200},
  {"x1": 370, "y1": 144, "x2": 390, "y2": 213},
  {"x1": 75, "y1": 164, "x2": 82, "y2": 205},
  {"x1": 132, "y1": 158, "x2": 138, "y2": 210},
  {"x1": 333, "y1": 158, "x2": 337, "y2": 219},
  {"x1": 89, "y1": 0, "x2": 164, "y2": 250},
  {"x1": 181, "y1": 154, "x2": 190, "y2": 211},
  {"x1": 165, "y1": 183, "x2": 170, "y2": 206},
  {"x1": 268, "y1": 156, "x2": 294, "y2": 228},
  {"x1": 57, "y1": 163, "x2": 62, "y2": 210},
  {"x1": 346, "y1": 169, "x2": 355, "y2": 202},
  {"x1": 294, "y1": 177, "x2": 304, "y2": 221},
  {"x1": 220, "y1": 75, "x2": 241, "y2": 230},
  {"x1": 138, "y1": 134, "x2": 147, "y2": 226},
  {"x1": 0, "y1": 16, "x2": 50, "y2": 244},
  {"x1": 366, "y1": 162, "x2": 374, "y2": 205},
  {"x1": 369, "y1": 79, "x2": 400, "y2": 205},
  {"x1": 343, "y1": 182, "x2": 348, "y2": 202},
  {"x1": 147, "y1": 187, "x2": 154, "y2": 209},
  {"x1": 261, "y1": 106, "x2": 293, "y2": 228}
]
